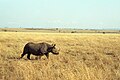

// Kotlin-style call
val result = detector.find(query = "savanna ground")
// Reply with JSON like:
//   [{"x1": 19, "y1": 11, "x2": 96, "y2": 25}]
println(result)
[{"x1": 0, "y1": 29, "x2": 120, "y2": 80}]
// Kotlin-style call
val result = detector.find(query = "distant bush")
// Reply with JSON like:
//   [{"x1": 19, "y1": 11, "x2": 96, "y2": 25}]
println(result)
[
  {"x1": 56, "y1": 28, "x2": 59, "y2": 30},
  {"x1": 71, "y1": 31, "x2": 77, "y2": 33},
  {"x1": 2, "y1": 29, "x2": 7, "y2": 32},
  {"x1": 59, "y1": 30, "x2": 61, "y2": 33},
  {"x1": 103, "y1": 32, "x2": 105, "y2": 34}
]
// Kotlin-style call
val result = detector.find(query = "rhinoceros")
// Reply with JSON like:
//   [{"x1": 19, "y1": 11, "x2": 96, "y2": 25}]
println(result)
[{"x1": 20, "y1": 42, "x2": 59, "y2": 60}]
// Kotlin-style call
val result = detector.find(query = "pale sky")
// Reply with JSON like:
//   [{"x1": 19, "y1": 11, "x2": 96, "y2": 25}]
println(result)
[{"x1": 0, "y1": 0, "x2": 120, "y2": 29}]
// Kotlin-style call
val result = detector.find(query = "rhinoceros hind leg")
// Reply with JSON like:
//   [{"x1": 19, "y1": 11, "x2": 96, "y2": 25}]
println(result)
[
  {"x1": 27, "y1": 53, "x2": 31, "y2": 60},
  {"x1": 20, "y1": 53, "x2": 26, "y2": 58}
]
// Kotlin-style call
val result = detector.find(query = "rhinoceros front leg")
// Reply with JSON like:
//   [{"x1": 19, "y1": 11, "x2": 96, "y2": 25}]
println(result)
[{"x1": 45, "y1": 53, "x2": 49, "y2": 59}]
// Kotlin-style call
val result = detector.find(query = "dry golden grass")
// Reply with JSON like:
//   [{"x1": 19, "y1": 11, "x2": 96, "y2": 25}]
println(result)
[{"x1": 0, "y1": 32, "x2": 120, "y2": 80}]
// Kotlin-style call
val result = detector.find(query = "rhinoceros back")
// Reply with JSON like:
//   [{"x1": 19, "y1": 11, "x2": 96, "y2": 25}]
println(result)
[{"x1": 24, "y1": 42, "x2": 43, "y2": 55}]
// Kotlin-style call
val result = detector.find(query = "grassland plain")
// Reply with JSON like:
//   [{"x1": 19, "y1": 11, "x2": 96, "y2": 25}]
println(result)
[{"x1": 0, "y1": 32, "x2": 120, "y2": 80}]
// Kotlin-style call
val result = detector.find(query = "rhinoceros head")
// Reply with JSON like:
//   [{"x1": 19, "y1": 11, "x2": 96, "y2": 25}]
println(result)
[{"x1": 50, "y1": 44, "x2": 59, "y2": 55}]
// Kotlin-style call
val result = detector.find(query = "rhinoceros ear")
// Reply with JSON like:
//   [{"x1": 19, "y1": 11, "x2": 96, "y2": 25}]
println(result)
[{"x1": 52, "y1": 44, "x2": 56, "y2": 47}]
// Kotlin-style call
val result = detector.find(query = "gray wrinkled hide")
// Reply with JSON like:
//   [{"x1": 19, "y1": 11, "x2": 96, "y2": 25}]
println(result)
[{"x1": 21, "y1": 42, "x2": 59, "y2": 60}]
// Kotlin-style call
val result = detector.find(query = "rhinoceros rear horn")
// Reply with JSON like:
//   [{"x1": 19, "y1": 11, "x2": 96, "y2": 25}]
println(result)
[{"x1": 58, "y1": 48, "x2": 60, "y2": 51}]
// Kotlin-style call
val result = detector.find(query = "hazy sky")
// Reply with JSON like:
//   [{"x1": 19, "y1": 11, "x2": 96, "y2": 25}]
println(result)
[{"x1": 0, "y1": 0, "x2": 120, "y2": 29}]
